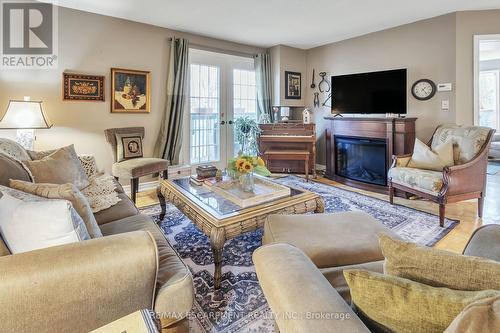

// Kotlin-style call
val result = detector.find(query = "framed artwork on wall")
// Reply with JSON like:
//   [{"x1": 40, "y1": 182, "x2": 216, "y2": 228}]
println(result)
[
  {"x1": 62, "y1": 73, "x2": 105, "y2": 101},
  {"x1": 285, "y1": 71, "x2": 301, "y2": 99},
  {"x1": 111, "y1": 68, "x2": 151, "y2": 113}
]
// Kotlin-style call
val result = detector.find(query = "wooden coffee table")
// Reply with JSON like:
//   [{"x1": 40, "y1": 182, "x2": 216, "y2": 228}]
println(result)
[{"x1": 158, "y1": 177, "x2": 324, "y2": 289}]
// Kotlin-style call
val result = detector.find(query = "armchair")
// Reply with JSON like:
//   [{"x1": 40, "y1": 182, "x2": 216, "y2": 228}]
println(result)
[{"x1": 388, "y1": 125, "x2": 495, "y2": 226}]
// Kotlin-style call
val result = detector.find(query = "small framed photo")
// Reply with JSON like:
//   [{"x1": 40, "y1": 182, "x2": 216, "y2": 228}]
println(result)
[
  {"x1": 111, "y1": 68, "x2": 151, "y2": 113},
  {"x1": 121, "y1": 136, "x2": 143, "y2": 159},
  {"x1": 62, "y1": 73, "x2": 105, "y2": 101},
  {"x1": 285, "y1": 71, "x2": 301, "y2": 99}
]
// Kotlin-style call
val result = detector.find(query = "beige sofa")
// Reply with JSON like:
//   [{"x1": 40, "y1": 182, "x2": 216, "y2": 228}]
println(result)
[
  {"x1": 254, "y1": 224, "x2": 500, "y2": 332},
  {"x1": 0, "y1": 152, "x2": 193, "y2": 333}
]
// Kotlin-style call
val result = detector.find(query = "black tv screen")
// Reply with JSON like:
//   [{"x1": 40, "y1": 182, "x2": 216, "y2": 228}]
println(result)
[{"x1": 331, "y1": 69, "x2": 407, "y2": 114}]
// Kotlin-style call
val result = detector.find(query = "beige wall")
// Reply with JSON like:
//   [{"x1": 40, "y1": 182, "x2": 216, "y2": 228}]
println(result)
[
  {"x1": 270, "y1": 45, "x2": 307, "y2": 107},
  {"x1": 305, "y1": 14, "x2": 458, "y2": 164},
  {"x1": 0, "y1": 7, "x2": 264, "y2": 177},
  {"x1": 455, "y1": 10, "x2": 500, "y2": 125}
]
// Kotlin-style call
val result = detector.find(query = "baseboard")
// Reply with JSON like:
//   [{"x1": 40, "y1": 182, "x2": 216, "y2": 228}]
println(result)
[{"x1": 123, "y1": 180, "x2": 159, "y2": 195}]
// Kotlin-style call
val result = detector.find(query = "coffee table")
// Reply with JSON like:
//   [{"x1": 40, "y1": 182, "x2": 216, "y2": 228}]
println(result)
[{"x1": 158, "y1": 177, "x2": 324, "y2": 289}]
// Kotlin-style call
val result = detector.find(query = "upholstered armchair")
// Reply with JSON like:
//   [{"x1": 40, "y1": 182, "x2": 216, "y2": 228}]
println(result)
[
  {"x1": 104, "y1": 127, "x2": 168, "y2": 202},
  {"x1": 388, "y1": 125, "x2": 495, "y2": 226}
]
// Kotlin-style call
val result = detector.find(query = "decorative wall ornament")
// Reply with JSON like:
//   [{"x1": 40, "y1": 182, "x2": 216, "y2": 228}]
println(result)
[
  {"x1": 62, "y1": 73, "x2": 105, "y2": 101},
  {"x1": 111, "y1": 68, "x2": 151, "y2": 113}
]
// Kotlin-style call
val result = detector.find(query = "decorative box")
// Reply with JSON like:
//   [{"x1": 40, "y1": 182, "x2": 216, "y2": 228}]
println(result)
[
  {"x1": 167, "y1": 164, "x2": 191, "y2": 180},
  {"x1": 196, "y1": 165, "x2": 217, "y2": 179}
]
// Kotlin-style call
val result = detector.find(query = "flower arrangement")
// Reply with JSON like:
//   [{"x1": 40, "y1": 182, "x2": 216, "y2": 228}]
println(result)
[{"x1": 227, "y1": 155, "x2": 271, "y2": 177}]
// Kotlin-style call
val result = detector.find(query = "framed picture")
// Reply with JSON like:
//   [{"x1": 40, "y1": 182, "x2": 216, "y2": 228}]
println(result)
[
  {"x1": 111, "y1": 68, "x2": 151, "y2": 113},
  {"x1": 285, "y1": 71, "x2": 301, "y2": 99},
  {"x1": 62, "y1": 73, "x2": 105, "y2": 101}
]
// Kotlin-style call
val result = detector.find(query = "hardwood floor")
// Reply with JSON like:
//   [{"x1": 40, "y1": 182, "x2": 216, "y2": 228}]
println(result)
[{"x1": 136, "y1": 169, "x2": 500, "y2": 254}]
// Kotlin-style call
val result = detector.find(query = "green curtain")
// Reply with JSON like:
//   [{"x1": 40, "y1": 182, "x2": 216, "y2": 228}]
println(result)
[
  {"x1": 154, "y1": 38, "x2": 189, "y2": 165},
  {"x1": 255, "y1": 53, "x2": 273, "y2": 122}
]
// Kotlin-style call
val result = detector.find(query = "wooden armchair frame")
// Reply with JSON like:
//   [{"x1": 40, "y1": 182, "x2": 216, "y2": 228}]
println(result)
[{"x1": 389, "y1": 127, "x2": 495, "y2": 227}]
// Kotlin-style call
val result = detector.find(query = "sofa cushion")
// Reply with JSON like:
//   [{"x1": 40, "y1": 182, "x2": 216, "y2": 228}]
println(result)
[
  {"x1": 444, "y1": 295, "x2": 500, "y2": 333},
  {"x1": 344, "y1": 269, "x2": 500, "y2": 333},
  {"x1": 112, "y1": 158, "x2": 168, "y2": 179},
  {"x1": 94, "y1": 192, "x2": 139, "y2": 225},
  {"x1": 431, "y1": 125, "x2": 491, "y2": 164},
  {"x1": 99, "y1": 214, "x2": 193, "y2": 326},
  {"x1": 263, "y1": 211, "x2": 396, "y2": 268},
  {"x1": 0, "y1": 153, "x2": 31, "y2": 187},
  {"x1": 388, "y1": 166, "x2": 443, "y2": 195},
  {"x1": 380, "y1": 234, "x2": 500, "y2": 291},
  {"x1": 0, "y1": 138, "x2": 31, "y2": 161}
]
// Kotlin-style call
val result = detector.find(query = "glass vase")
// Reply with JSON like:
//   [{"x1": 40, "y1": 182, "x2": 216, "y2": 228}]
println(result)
[{"x1": 239, "y1": 172, "x2": 255, "y2": 192}]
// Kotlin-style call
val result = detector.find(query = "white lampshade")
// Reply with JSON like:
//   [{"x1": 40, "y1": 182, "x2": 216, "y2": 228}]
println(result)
[
  {"x1": 0, "y1": 100, "x2": 52, "y2": 129},
  {"x1": 281, "y1": 107, "x2": 290, "y2": 117}
]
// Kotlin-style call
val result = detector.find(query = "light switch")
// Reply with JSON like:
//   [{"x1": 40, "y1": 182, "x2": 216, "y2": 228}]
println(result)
[{"x1": 441, "y1": 100, "x2": 449, "y2": 111}]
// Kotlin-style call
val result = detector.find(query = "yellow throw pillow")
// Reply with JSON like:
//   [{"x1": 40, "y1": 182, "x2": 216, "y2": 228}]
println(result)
[
  {"x1": 379, "y1": 234, "x2": 500, "y2": 291},
  {"x1": 344, "y1": 269, "x2": 500, "y2": 333},
  {"x1": 408, "y1": 138, "x2": 454, "y2": 171},
  {"x1": 444, "y1": 295, "x2": 500, "y2": 333},
  {"x1": 9, "y1": 180, "x2": 102, "y2": 239}
]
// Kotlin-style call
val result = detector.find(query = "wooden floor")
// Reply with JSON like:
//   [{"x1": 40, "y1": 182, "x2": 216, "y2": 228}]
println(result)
[{"x1": 136, "y1": 169, "x2": 500, "y2": 254}]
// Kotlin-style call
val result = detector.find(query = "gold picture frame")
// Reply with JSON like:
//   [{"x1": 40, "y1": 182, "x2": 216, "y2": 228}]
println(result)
[{"x1": 111, "y1": 68, "x2": 151, "y2": 113}]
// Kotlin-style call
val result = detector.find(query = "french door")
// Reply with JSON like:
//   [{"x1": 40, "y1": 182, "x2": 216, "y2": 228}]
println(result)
[{"x1": 182, "y1": 49, "x2": 257, "y2": 169}]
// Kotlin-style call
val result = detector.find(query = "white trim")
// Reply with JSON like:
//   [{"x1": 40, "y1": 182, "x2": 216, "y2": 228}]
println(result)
[
  {"x1": 473, "y1": 34, "x2": 500, "y2": 126},
  {"x1": 123, "y1": 180, "x2": 159, "y2": 195}
]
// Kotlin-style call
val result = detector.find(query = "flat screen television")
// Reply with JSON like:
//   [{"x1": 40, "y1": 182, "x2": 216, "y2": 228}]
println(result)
[{"x1": 331, "y1": 69, "x2": 407, "y2": 115}]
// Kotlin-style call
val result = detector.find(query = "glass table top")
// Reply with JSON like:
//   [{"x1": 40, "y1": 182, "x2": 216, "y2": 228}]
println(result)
[{"x1": 171, "y1": 177, "x2": 304, "y2": 218}]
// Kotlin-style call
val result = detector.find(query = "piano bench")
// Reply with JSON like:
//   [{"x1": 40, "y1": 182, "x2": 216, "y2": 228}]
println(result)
[{"x1": 263, "y1": 150, "x2": 310, "y2": 181}]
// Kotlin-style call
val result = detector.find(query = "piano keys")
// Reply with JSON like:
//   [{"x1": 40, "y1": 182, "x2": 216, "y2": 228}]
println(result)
[{"x1": 258, "y1": 123, "x2": 316, "y2": 176}]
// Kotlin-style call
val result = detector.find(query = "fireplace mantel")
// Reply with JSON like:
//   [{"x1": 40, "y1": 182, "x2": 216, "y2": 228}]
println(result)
[{"x1": 324, "y1": 116, "x2": 417, "y2": 193}]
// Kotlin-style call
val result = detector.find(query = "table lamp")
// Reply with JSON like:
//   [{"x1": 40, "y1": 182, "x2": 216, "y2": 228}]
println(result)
[
  {"x1": 0, "y1": 97, "x2": 52, "y2": 150},
  {"x1": 281, "y1": 107, "x2": 290, "y2": 122}
]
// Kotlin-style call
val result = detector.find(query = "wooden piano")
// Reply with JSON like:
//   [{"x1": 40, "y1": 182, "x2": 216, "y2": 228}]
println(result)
[{"x1": 258, "y1": 123, "x2": 316, "y2": 177}]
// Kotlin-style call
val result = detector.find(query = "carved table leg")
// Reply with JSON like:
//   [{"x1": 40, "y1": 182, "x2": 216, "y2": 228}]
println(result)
[
  {"x1": 315, "y1": 197, "x2": 325, "y2": 213},
  {"x1": 157, "y1": 186, "x2": 166, "y2": 221},
  {"x1": 210, "y1": 227, "x2": 226, "y2": 289}
]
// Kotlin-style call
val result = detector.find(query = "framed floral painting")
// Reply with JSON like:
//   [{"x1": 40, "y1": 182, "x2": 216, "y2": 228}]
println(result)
[
  {"x1": 62, "y1": 73, "x2": 105, "y2": 101},
  {"x1": 111, "y1": 68, "x2": 151, "y2": 113}
]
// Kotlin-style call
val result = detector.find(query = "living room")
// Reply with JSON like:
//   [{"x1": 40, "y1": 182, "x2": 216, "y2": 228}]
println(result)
[{"x1": 0, "y1": 0, "x2": 499, "y2": 332}]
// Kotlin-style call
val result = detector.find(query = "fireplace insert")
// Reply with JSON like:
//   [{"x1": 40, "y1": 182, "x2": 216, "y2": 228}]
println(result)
[{"x1": 335, "y1": 136, "x2": 387, "y2": 186}]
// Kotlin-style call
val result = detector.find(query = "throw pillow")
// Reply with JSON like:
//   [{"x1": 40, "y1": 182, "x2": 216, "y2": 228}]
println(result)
[
  {"x1": 9, "y1": 180, "x2": 102, "y2": 238},
  {"x1": 115, "y1": 133, "x2": 143, "y2": 162},
  {"x1": 379, "y1": 234, "x2": 500, "y2": 291},
  {"x1": 444, "y1": 295, "x2": 500, "y2": 333},
  {"x1": 81, "y1": 174, "x2": 121, "y2": 213},
  {"x1": 408, "y1": 138, "x2": 454, "y2": 171},
  {"x1": 29, "y1": 148, "x2": 99, "y2": 179},
  {"x1": 23, "y1": 145, "x2": 90, "y2": 189},
  {"x1": 344, "y1": 269, "x2": 500, "y2": 333},
  {"x1": 0, "y1": 192, "x2": 90, "y2": 254}
]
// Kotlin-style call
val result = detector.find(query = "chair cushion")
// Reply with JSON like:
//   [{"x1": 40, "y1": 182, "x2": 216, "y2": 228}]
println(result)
[
  {"x1": 431, "y1": 125, "x2": 491, "y2": 164},
  {"x1": 388, "y1": 166, "x2": 443, "y2": 195},
  {"x1": 112, "y1": 158, "x2": 168, "y2": 179},
  {"x1": 263, "y1": 211, "x2": 396, "y2": 268},
  {"x1": 99, "y1": 214, "x2": 193, "y2": 325}
]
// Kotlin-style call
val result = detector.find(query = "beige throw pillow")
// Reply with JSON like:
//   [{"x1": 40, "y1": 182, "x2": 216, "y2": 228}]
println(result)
[
  {"x1": 380, "y1": 234, "x2": 500, "y2": 291},
  {"x1": 408, "y1": 138, "x2": 454, "y2": 171},
  {"x1": 23, "y1": 145, "x2": 90, "y2": 189},
  {"x1": 9, "y1": 180, "x2": 102, "y2": 238},
  {"x1": 344, "y1": 269, "x2": 500, "y2": 333},
  {"x1": 444, "y1": 295, "x2": 500, "y2": 333}
]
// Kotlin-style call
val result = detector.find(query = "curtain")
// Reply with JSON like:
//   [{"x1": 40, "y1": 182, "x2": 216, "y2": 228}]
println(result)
[
  {"x1": 154, "y1": 38, "x2": 189, "y2": 165},
  {"x1": 255, "y1": 53, "x2": 273, "y2": 122}
]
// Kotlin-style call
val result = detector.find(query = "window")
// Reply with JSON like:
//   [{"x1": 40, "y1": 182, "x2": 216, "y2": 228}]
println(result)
[{"x1": 479, "y1": 70, "x2": 500, "y2": 130}]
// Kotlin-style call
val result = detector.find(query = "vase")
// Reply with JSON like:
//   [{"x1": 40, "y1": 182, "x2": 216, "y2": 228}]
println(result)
[{"x1": 239, "y1": 172, "x2": 255, "y2": 192}]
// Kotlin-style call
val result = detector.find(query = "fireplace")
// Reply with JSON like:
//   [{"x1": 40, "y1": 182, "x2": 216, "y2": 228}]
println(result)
[{"x1": 335, "y1": 136, "x2": 387, "y2": 186}]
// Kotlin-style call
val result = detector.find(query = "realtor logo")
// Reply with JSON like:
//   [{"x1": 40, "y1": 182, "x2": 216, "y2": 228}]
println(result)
[{"x1": 1, "y1": 0, "x2": 58, "y2": 69}]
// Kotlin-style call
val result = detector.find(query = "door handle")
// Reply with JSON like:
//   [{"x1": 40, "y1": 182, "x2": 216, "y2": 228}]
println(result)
[
  {"x1": 228, "y1": 120, "x2": 233, "y2": 125},
  {"x1": 220, "y1": 120, "x2": 226, "y2": 125}
]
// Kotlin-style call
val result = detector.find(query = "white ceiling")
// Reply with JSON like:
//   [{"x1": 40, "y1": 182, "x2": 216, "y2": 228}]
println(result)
[{"x1": 46, "y1": 0, "x2": 500, "y2": 49}]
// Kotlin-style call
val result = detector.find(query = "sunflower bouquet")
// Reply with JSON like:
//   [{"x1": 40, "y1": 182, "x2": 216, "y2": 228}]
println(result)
[{"x1": 227, "y1": 155, "x2": 271, "y2": 177}]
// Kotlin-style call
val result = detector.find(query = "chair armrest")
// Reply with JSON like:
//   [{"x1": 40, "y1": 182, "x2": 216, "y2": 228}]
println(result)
[
  {"x1": 391, "y1": 154, "x2": 412, "y2": 168},
  {"x1": 253, "y1": 243, "x2": 370, "y2": 333},
  {"x1": 0, "y1": 231, "x2": 158, "y2": 333},
  {"x1": 441, "y1": 152, "x2": 489, "y2": 196}
]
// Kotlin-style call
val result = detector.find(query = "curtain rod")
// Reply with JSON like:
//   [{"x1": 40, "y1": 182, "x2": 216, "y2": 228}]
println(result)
[{"x1": 168, "y1": 37, "x2": 257, "y2": 59}]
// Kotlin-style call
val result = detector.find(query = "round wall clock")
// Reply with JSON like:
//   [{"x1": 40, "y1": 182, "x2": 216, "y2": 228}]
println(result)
[{"x1": 411, "y1": 79, "x2": 436, "y2": 101}]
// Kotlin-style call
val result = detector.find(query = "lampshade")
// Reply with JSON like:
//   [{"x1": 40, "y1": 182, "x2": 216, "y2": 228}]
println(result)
[
  {"x1": 281, "y1": 107, "x2": 290, "y2": 117},
  {"x1": 0, "y1": 100, "x2": 52, "y2": 129}
]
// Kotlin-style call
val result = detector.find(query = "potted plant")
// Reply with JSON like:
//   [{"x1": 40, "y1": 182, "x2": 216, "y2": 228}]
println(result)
[{"x1": 227, "y1": 155, "x2": 270, "y2": 192}]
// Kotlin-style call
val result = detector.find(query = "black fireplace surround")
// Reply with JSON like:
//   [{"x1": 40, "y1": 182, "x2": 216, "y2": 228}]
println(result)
[{"x1": 334, "y1": 136, "x2": 387, "y2": 186}]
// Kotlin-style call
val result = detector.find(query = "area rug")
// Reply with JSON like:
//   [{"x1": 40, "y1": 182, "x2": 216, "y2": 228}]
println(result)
[{"x1": 139, "y1": 175, "x2": 459, "y2": 333}]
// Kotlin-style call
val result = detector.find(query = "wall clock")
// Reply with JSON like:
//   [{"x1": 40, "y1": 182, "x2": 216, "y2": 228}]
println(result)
[{"x1": 411, "y1": 79, "x2": 436, "y2": 101}]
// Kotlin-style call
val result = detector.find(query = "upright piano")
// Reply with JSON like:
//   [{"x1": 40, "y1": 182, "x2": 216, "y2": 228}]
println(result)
[{"x1": 258, "y1": 123, "x2": 316, "y2": 176}]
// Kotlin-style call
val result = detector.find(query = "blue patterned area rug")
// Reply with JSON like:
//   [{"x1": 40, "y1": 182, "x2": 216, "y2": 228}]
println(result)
[{"x1": 139, "y1": 175, "x2": 458, "y2": 333}]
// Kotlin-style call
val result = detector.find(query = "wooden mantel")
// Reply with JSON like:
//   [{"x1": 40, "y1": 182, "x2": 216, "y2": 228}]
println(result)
[{"x1": 324, "y1": 116, "x2": 417, "y2": 193}]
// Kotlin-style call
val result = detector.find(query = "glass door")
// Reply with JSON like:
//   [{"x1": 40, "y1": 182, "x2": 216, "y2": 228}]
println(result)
[{"x1": 479, "y1": 70, "x2": 500, "y2": 130}]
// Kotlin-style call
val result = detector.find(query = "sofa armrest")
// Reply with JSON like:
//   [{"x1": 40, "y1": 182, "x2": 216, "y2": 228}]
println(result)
[
  {"x1": 0, "y1": 231, "x2": 158, "y2": 333},
  {"x1": 253, "y1": 243, "x2": 370, "y2": 333},
  {"x1": 463, "y1": 225, "x2": 500, "y2": 261},
  {"x1": 391, "y1": 154, "x2": 412, "y2": 168}
]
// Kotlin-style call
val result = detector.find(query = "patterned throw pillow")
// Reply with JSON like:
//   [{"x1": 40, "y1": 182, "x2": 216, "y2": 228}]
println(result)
[
  {"x1": 115, "y1": 133, "x2": 143, "y2": 162},
  {"x1": 9, "y1": 180, "x2": 102, "y2": 238},
  {"x1": 344, "y1": 269, "x2": 500, "y2": 333}
]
